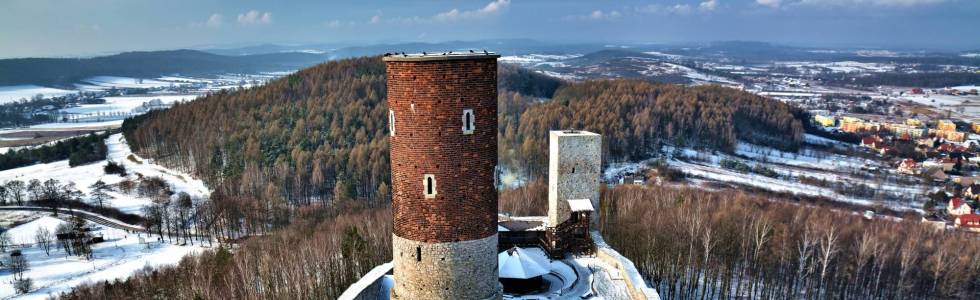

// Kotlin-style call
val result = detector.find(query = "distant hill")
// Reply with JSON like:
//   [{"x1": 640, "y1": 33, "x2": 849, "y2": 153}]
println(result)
[
  {"x1": 205, "y1": 39, "x2": 609, "y2": 60},
  {"x1": 0, "y1": 49, "x2": 329, "y2": 87},
  {"x1": 566, "y1": 49, "x2": 658, "y2": 65}
]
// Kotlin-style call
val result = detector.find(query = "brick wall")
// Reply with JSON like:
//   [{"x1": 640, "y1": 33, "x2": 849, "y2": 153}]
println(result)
[{"x1": 386, "y1": 56, "x2": 499, "y2": 243}]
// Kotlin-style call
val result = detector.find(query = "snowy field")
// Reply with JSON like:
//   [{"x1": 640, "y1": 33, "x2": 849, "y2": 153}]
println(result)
[
  {"x1": 775, "y1": 61, "x2": 896, "y2": 74},
  {"x1": 499, "y1": 54, "x2": 582, "y2": 68},
  {"x1": 58, "y1": 94, "x2": 199, "y2": 116},
  {"x1": 604, "y1": 139, "x2": 928, "y2": 212},
  {"x1": 0, "y1": 133, "x2": 209, "y2": 214},
  {"x1": 0, "y1": 132, "x2": 211, "y2": 298},
  {"x1": 81, "y1": 76, "x2": 175, "y2": 90},
  {"x1": 0, "y1": 213, "x2": 203, "y2": 299},
  {"x1": 897, "y1": 92, "x2": 980, "y2": 119},
  {"x1": 0, "y1": 86, "x2": 75, "y2": 104}
]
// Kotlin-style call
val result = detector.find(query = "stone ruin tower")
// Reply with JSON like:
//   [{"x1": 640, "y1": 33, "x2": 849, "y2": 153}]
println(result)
[
  {"x1": 384, "y1": 52, "x2": 502, "y2": 300},
  {"x1": 548, "y1": 130, "x2": 602, "y2": 228}
]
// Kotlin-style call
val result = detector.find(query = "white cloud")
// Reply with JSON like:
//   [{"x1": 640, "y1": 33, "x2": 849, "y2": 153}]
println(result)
[
  {"x1": 378, "y1": 0, "x2": 510, "y2": 24},
  {"x1": 432, "y1": 0, "x2": 510, "y2": 21},
  {"x1": 565, "y1": 10, "x2": 622, "y2": 21},
  {"x1": 756, "y1": 0, "x2": 782, "y2": 8},
  {"x1": 792, "y1": 0, "x2": 944, "y2": 7},
  {"x1": 237, "y1": 10, "x2": 272, "y2": 25},
  {"x1": 669, "y1": 4, "x2": 693, "y2": 14},
  {"x1": 639, "y1": 1, "x2": 719, "y2": 15},
  {"x1": 699, "y1": 0, "x2": 719, "y2": 11},
  {"x1": 206, "y1": 14, "x2": 223, "y2": 28}
]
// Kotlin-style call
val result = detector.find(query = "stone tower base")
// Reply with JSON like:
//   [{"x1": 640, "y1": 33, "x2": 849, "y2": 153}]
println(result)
[{"x1": 391, "y1": 234, "x2": 502, "y2": 300}]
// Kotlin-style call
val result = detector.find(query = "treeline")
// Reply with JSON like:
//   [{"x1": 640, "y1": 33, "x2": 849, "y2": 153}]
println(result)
[
  {"x1": 497, "y1": 63, "x2": 564, "y2": 98},
  {"x1": 0, "y1": 177, "x2": 142, "y2": 225},
  {"x1": 822, "y1": 72, "x2": 980, "y2": 88},
  {"x1": 600, "y1": 185, "x2": 980, "y2": 300},
  {"x1": 0, "y1": 131, "x2": 111, "y2": 170},
  {"x1": 501, "y1": 80, "x2": 804, "y2": 176},
  {"x1": 60, "y1": 204, "x2": 392, "y2": 300}
]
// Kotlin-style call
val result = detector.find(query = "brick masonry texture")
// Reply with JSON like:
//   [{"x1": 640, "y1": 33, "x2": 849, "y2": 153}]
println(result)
[
  {"x1": 548, "y1": 130, "x2": 602, "y2": 227},
  {"x1": 391, "y1": 234, "x2": 502, "y2": 300},
  {"x1": 386, "y1": 57, "x2": 498, "y2": 243}
]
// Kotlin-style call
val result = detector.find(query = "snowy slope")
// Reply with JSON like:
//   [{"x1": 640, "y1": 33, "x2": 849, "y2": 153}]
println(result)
[
  {"x1": 0, "y1": 133, "x2": 210, "y2": 214},
  {"x1": 4, "y1": 216, "x2": 65, "y2": 245},
  {"x1": 0, "y1": 85, "x2": 75, "y2": 104},
  {"x1": 0, "y1": 215, "x2": 203, "y2": 299},
  {"x1": 604, "y1": 142, "x2": 927, "y2": 212}
]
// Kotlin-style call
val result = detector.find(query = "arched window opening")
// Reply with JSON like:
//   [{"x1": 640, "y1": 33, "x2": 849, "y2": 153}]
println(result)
[
  {"x1": 388, "y1": 110, "x2": 396, "y2": 135},
  {"x1": 462, "y1": 109, "x2": 475, "y2": 134},
  {"x1": 423, "y1": 174, "x2": 437, "y2": 198}
]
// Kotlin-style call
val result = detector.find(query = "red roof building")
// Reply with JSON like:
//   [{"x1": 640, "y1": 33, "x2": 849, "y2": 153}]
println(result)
[
  {"x1": 898, "y1": 159, "x2": 919, "y2": 175},
  {"x1": 955, "y1": 214, "x2": 980, "y2": 232},
  {"x1": 948, "y1": 197, "x2": 972, "y2": 216}
]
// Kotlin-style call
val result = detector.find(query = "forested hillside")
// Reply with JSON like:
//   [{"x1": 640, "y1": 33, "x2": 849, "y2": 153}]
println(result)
[
  {"x1": 123, "y1": 56, "x2": 803, "y2": 217},
  {"x1": 500, "y1": 80, "x2": 805, "y2": 175}
]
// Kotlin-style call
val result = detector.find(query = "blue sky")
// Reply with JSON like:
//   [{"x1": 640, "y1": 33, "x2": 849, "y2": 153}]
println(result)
[{"x1": 0, "y1": 0, "x2": 977, "y2": 58}]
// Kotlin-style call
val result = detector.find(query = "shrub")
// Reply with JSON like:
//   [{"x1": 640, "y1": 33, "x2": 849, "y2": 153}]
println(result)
[
  {"x1": 720, "y1": 159, "x2": 751, "y2": 173},
  {"x1": 104, "y1": 160, "x2": 127, "y2": 176},
  {"x1": 752, "y1": 164, "x2": 779, "y2": 178},
  {"x1": 14, "y1": 277, "x2": 32, "y2": 294}
]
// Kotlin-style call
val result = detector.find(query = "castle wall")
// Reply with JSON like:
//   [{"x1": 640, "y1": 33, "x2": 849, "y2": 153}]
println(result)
[
  {"x1": 548, "y1": 130, "x2": 602, "y2": 226},
  {"x1": 391, "y1": 234, "x2": 501, "y2": 300}
]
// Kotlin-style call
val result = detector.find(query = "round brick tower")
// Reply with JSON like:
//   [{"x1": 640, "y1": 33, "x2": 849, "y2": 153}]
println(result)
[{"x1": 384, "y1": 53, "x2": 502, "y2": 300}]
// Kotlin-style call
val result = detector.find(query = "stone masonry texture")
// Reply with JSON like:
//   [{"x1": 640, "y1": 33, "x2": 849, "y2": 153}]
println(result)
[
  {"x1": 391, "y1": 234, "x2": 501, "y2": 300},
  {"x1": 548, "y1": 130, "x2": 602, "y2": 227}
]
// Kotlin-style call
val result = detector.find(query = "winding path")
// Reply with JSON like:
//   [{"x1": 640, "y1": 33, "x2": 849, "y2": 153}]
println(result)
[{"x1": 0, "y1": 206, "x2": 145, "y2": 232}]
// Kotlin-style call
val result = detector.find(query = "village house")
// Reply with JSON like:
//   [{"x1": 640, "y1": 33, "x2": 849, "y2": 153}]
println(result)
[
  {"x1": 931, "y1": 129, "x2": 967, "y2": 142},
  {"x1": 897, "y1": 159, "x2": 920, "y2": 175},
  {"x1": 841, "y1": 116, "x2": 881, "y2": 133},
  {"x1": 861, "y1": 136, "x2": 883, "y2": 149},
  {"x1": 954, "y1": 214, "x2": 980, "y2": 233},
  {"x1": 938, "y1": 120, "x2": 957, "y2": 132},
  {"x1": 923, "y1": 158, "x2": 956, "y2": 172},
  {"x1": 813, "y1": 115, "x2": 836, "y2": 127},
  {"x1": 884, "y1": 122, "x2": 926, "y2": 139},
  {"x1": 948, "y1": 197, "x2": 973, "y2": 216}
]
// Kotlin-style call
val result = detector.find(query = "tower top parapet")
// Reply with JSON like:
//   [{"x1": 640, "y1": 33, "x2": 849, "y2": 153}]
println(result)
[{"x1": 383, "y1": 52, "x2": 499, "y2": 62}]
